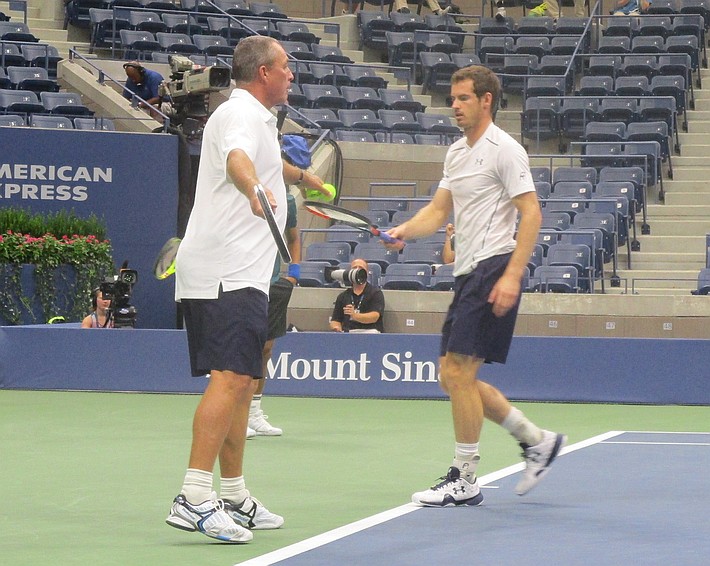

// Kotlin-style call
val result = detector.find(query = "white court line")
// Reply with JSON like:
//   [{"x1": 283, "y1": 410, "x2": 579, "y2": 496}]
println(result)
[
  {"x1": 235, "y1": 430, "x2": 624, "y2": 566},
  {"x1": 603, "y1": 441, "x2": 710, "y2": 446}
]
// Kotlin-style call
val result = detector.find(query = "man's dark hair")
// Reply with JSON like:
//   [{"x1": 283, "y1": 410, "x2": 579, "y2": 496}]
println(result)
[{"x1": 451, "y1": 65, "x2": 501, "y2": 118}]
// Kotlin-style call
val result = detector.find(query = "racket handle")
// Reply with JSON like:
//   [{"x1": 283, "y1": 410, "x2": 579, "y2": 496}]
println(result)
[{"x1": 378, "y1": 231, "x2": 401, "y2": 245}]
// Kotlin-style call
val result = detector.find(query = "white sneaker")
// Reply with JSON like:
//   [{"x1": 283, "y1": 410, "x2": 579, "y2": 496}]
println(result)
[
  {"x1": 495, "y1": 1, "x2": 506, "y2": 21},
  {"x1": 223, "y1": 494, "x2": 284, "y2": 530},
  {"x1": 411, "y1": 467, "x2": 484, "y2": 507},
  {"x1": 248, "y1": 409, "x2": 282, "y2": 436},
  {"x1": 246, "y1": 426, "x2": 256, "y2": 439},
  {"x1": 166, "y1": 492, "x2": 253, "y2": 543},
  {"x1": 516, "y1": 430, "x2": 567, "y2": 495},
  {"x1": 435, "y1": 6, "x2": 451, "y2": 16}
]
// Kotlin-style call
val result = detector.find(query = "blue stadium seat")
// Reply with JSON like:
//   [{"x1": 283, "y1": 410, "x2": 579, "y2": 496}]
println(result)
[
  {"x1": 305, "y1": 242, "x2": 352, "y2": 265},
  {"x1": 352, "y1": 242, "x2": 400, "y2": 269},
  {"x1": 381, "y1": 263, "x2": 432, "y2": 290},
  {"x1": 430, "y1": 263, "x2": 455, "y2": 291},
  {"x1": 29, "y1": 115, "x2": 74, "y2": 129},
  {"x1": 298, "y1": 261, "x2": 332, "y2": 287},
  {"x1": 400, "y1": 243, "x2": 443, "y2": 265},
  {"x1": 532, "y1": 265, "x2": 579, "y2": 293}
]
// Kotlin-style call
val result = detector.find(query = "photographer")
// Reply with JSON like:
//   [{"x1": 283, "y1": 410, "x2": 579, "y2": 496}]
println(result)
[
  {"x1": 81, "y1": 287, "x2": 114, "y2": 329},
  {"x1": 329, "y1": 259, "x2": 385, "y2": 333}
]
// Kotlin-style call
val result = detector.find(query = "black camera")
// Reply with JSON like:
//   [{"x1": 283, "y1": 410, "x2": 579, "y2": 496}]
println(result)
[
  {"x1": 325, "y1": 266, "x2": 367, "y2": 287},
  {"x1": 100, "y1": 267, "x2": 138, "y2": 328}
]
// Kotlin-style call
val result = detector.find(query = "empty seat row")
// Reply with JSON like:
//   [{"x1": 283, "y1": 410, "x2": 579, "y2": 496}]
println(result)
[
  {"x1": 289, "y1": 84, "x2": 426, "y2": 113},
  {"x1": 358, "y1": 10, "x2": 464, "y2": 52},
  {"x1": 288, "y1": 107, "x2": 458, "y2": 135},
  {"x1": 0, "y1": 67, "x2": 58, "y2": 93},
  {"x1": 0, "y1": 89, "x2": 93, "y2": 116},
  {"x1": 1, "y1": 43, "x2": 62, "y2": 78},
  {"x1": 0, "y1": 114, "x2": 115, "y2": 130}
]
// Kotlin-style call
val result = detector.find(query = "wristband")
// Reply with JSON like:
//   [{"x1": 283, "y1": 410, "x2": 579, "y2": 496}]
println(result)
[
  {"x1": 294, "y1": 169, "x2": 304, "y2": 186},
  {"x1": 288, "y1": 263, "x2": 300, "y2": 280}
]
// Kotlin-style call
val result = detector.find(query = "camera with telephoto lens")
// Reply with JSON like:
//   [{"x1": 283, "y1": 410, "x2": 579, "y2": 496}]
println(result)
[
  {"x1": 100, "y1": 266, "x2": 138, "y2": 328},
  {"x1": 325, "y1": 266, "x2": 367, "y2": 287}
]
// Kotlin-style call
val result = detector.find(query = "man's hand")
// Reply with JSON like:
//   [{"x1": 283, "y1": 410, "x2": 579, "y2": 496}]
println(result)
[
  {"x1": 249, "y1": 185, "x2": 277, "y2": 219},
  {"x1": 487, "y1": 273, "x2": 521, "y2": 318}
]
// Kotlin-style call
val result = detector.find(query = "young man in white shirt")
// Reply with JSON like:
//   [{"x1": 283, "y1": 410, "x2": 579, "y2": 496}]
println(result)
[{"x1": 387, "y1": 65, "x2": 566, "y2": 507}]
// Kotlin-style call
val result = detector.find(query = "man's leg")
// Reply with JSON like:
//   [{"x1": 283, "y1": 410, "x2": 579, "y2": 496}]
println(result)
[
  {"x1": 247, "y1": 339, "x2": 282, "y2": 436},
  {"x1": 219, "y1": 376, "x2": 284, "y2": 530},
  {"x1": 477, "y1": 380, "x2": 567, "y2": 496},
  {"x1": 166, "y1": 370, "x2": 254, "y2": 542},
  {"x1": 411, "y1": 353, "x2": 484, "y2": 507}
]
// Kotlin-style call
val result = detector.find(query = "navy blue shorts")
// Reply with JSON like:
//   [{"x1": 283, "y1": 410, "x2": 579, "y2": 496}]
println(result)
[
  {"x1": 440, "y1": 253, "x2": 520, "y2": 364},
  {"x1": 182, "y1": 286, "x2": 268, "y2": 378}
]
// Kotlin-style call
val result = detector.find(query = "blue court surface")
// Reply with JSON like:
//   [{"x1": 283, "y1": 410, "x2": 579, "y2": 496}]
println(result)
[{"x1": 239, "y1": 432, "x2": 710, "y2": 566}]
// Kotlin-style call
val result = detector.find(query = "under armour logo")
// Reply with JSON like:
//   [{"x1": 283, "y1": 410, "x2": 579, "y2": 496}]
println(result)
[
  {"x1": 452, "y1": 486, "x2": 466, "y2": 494},
  {"x1": 475, "y1": 159, "x2": 483, "y2": 165},
  {"x1": 520, "y1": 172, "x2": 527, "y2": 180}
]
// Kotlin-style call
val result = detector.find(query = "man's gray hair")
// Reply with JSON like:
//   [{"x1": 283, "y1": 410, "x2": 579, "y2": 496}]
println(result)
[{"x1": 232, "y1": 36, "x2": 282, "y2": 85}]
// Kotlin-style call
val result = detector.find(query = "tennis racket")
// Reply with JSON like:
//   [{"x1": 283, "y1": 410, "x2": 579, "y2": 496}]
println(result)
[
  {"x1": 303, "y1": 201, "x2": 404, "y2": 246},
  {"x1": 153, "y1": 237, "x2": 181, "y2": 280},
  {"x1": 254, "y1": 184, "x2": 292, "y2": 264}
]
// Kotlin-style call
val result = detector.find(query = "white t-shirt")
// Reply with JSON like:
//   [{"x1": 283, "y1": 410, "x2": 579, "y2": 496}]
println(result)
[
  {"x1": 175, "y1": 89, "x2": 286, "y2": 299},
  {"x1": 439, "y1": 123, "x2": 536, "y2": 277}
]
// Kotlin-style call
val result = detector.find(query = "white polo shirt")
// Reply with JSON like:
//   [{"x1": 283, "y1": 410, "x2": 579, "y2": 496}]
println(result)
[
  {"x1": 175, "y1": 88, "x2": 286, "y2": 299},
  {"x1": 439, "y1": 122, "x2": 536, "y2": 277}
]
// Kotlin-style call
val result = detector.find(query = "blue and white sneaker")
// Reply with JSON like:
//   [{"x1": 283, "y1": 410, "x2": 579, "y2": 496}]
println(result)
[
  {"x1": 516, "y1": 430, "x2": 567, "y2": 495},
  {"x1": 223, "y1": 493, "x2": 284, "y2": 530},
  {"x1": 411, "y1": 467, "x2": 484, "y2": 507},
  {"x1": 166, "y1": 493, "x2": 253, "y2": 543}
]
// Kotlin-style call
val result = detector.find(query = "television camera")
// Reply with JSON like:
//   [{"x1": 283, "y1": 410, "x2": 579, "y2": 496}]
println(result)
[
  {"x1": 100, "y1": 265, "x2": 139, "y2": 328},
  {"x1": 160, "y1": 55, "x2": 232, "y2": 138}
]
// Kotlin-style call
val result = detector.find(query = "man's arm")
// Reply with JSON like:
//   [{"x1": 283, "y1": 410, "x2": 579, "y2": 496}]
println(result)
[
  {"x1": 350, "y1": 288, "x2": 384, "y2": 325},
  {"x1": 284, "y1": 224, "x2": 301, "y2": 285},
  {"x1": 487, "y1": 191, "x2": 542, "y2": 317},
  {"x1": 226, "y1": 149, "x2": 272, "y2": 217},
  {"x1": 387, "y1": 187, "x2": 453, "y2": 246},
  {"x1": 282, "y1": 160, "x2": 328, "y2": 198},
  {"x1": 330, "y1": 293, "x2": 346, "y2": 332}
]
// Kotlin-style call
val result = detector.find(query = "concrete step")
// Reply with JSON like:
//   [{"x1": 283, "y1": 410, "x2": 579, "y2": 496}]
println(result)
[
  {"x1": 6, "y1": 5, "x2": 41, "y2": 19},
  {"x1": 613, "y1": 269, "x2": 701, "y2": 293},
  {"x1": 665, "y1": 167, "x2": 710, "y2": 182},
  {"x1": 646, "y1": 203, "x2": 710, "y2": 217},
  {"x1": 29, "y1": 27, "x2": 68, "y2": 43},
  {"x1": 634, "y1": 235, "x2": 708, "y2": 253},
  {"x1": 27, "y1": 17, "x2": 65, "y2": 30},
  {"x1": 675, "y1": 142, "x2": 710, "y2": 157},
  {"x1": 664, "y1": 191, "x2": 710, "y2": 205},
  {"x1": 663, "y1": 179, "x2": 710, "y2": 193},
  {"x1": 624, "y1": 251, "x2": 705, "y2": 271},
  {"x1": 643, "y1": 219, "x2": 710, "y2": 236}
]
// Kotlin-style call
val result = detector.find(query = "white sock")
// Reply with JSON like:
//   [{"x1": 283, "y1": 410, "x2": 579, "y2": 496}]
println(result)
[
  {"x1": 501, "y1": 407, "x2": 543, "y2": 446},
  {"x1": 250, "y1": 395, "x2": 262, "y2": 416},
  {"x1": 454, "y1": 442, "x2": 480, "y2": 482},
  {"x1": 181, "y1": 468, "x2": 213, "y2": 504},
  {"x1": 220, "y1": 476, "x2": 249, "y2": 504}
]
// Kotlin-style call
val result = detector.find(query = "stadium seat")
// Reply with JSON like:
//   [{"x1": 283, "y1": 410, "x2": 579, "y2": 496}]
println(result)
[
  {"x1": 0, "y1": 88, "x2": 45, "y2": 114},
  {"x1": 352, "y1": 242, "x2": 400, "y2": 270},
  {"x1": 532, "y1": 265, "x2": 580, "y2": 293},
  {"x1": 192, "y1": 34, "x2": 233, "y2": 56},
  {"x1": 74, "y1": 117, "x2": 116, "y2": 131},
  {"x1": 0, "y1": 21, "x2": 39, "y2": 42},
  {"x1": 0, "y1": 114, "x2": 25, "y2": 127},
  {"x1": 302, "y1": 84, "x2": 348, "y2": 110},
  {"x1": 120, "y1": 30, "x2": 161, "y2": 59},
  {"x1": 40, "y1": 92, "x2": 93, "y2": 116},
  {"x1": 690, "y1": 268, "x2": 710, "y2": 295},
  {"x1": 341, "y1": 86, "x2": 385, "y2": 111},
  {"x1": 546, "y1": 243, "x2": 594, "y2": 292},
  {"x1": 430, "y1": 263, "x2": 455, "y2": 291},
  {"x1": 381, "y1": 263, "x2": 432, "y2": 291},
  {"x1": 5, "y1": 67, "x2": 58, "y2": 94},
  {"x1": 29, "y1": 115, "x2": 74, "y2": 129},
  {"x1": 21, "y1": 44, "x2": 62, "y2": 79},
  {"x1": 156, "y1": 32, "x2": 200, "y2": 55},
  {"x1": 305, "y1": 242, "x2": 351, "y2": 265},
  {"x1": 399, "y1": 241, "x2": 443, "y2": 266},
  {"x1": 298, "y1": 261, "x2": 332, "y2": 287}
]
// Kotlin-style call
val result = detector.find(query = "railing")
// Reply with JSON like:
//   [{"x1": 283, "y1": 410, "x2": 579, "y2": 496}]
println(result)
[{"x1": 68, "y1": 48, "x2": 172, "y2": 132}]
